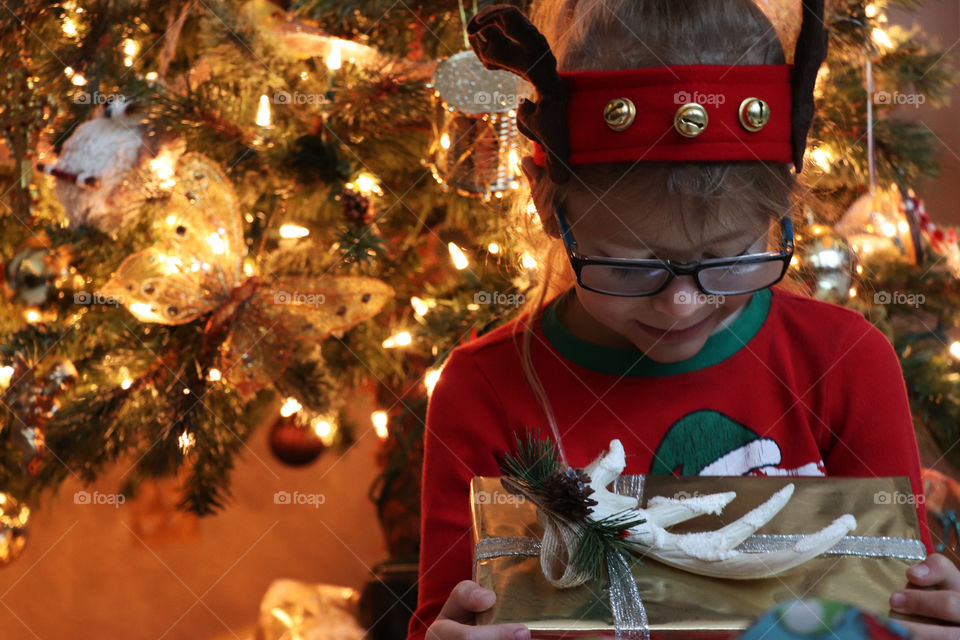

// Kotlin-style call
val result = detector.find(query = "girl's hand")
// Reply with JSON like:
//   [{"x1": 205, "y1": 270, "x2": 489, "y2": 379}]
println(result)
[
  {"x1": 890, "y1": 553, "x2": 960, "y2": 639},
  {"x1": 426, "y1": 580, "x2": 530, "y2": 640}
]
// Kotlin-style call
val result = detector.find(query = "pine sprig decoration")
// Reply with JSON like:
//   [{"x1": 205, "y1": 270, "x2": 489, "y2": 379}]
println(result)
[
  {"x1": 499, "y1": 427, "x2": 562, "y2": 492},
  {"x1": 498, "y1": 429, "x2": 648, "y2": 582}
]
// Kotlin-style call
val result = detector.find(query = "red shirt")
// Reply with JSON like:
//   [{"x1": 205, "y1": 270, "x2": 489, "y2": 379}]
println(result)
[{"x1": 406, "y1": 285, "x2": 933, "y2": 640}]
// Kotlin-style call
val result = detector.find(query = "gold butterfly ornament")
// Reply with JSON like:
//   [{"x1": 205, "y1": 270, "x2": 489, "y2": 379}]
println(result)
[{"x1": 99, "y1": 153, "x2": 394, "y2": 399}]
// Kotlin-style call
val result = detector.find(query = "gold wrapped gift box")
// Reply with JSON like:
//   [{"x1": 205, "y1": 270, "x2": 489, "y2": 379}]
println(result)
[{"x1": 471, "y1": 475, "x2": 927, "y2": 639}]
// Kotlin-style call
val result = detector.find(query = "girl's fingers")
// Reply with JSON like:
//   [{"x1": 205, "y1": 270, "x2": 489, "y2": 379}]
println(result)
[
  {"x1": 893, "y1": 619, "x2": 960, "y2": 640},
  {"x1": 437, "y1": 580, "x2": 498, "y2": 623},
  {"x1": 891, "y1": 588, "x2": 960, "y2": 624},
  {"x1": 907, "y1": 554, "x2": 960, "y2": 592},
  {"x1": 428, "y1": 619, "x2": 530, "y2": 640}
]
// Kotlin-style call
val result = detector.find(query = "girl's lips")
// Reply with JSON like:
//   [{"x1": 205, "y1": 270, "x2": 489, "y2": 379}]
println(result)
[{"x1": 635, "y1": 313, "x2": 714, "y2": 341}]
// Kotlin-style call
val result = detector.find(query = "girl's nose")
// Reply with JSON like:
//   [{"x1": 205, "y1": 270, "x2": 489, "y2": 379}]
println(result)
[{"x1": 649, "y1": 276, "x2": 707, "y2": 319}]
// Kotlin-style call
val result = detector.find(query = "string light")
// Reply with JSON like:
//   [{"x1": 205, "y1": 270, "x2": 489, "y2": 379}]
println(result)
[
  {"x1": 382, "y1": 331, "x2": 412, "y2": 348},
  {"x1": 280, "y1": 397, "x2": 302, "y2": 417},
  {"x1": 208, "y1": 368, "x2": 222, "y2": 381},
  {"x1": 0, "y1": 366, "x2": 13, "y2": 390},
  {"x1": 809, "y1": 146, "x2": 833, "y2": 171},
  {"x1": 311, "y1": 415, "x2": 337, "y2": 446},
  {"x1": 439, "y1": 133, "x2": 450, "y2": 149},
  {"x1": 206, "y1": 232, "x2": 227, "y2": 254},
  {"x1": 279, "y1": 224, "x2": 309, "y2": 239},
  {"x1": 326, "y1": 41, "x2": 342, "y2": 70},
  {"x1": 410, "y1": 297, "x2": 431, "y2": 317},
  {"x1": 150, "y1": 152, "x2": 177, "y2": 189},
  {"x1": 71, "y1": 74, "x2": 87, "y2": 87},
  {"x1": 487, "y1": 243, "x2": 500, "y2": 254},
  {"x1": 62, "y1": 18, "x2": 78, "y2": 37},
  {"x1": 179, "y1": 430, "x2": 196, "y2": 453},
  {"x1": 371, "y1": 411, "x2": 388, "y2": 439},
  {"x1": 348, "y1": 172, "x2": 383, "y2": 197},
  {"x1": 520, "y1": 251, "x2": 538, "y2": 270},
  {"x1": 950, "y1": 342, "x2": 960, "y2": 361},
  {"x1": 848, "y1": 287, "x2": 857, "y2": 298},
  {"x1": 448, "y1": 243, "x2": 469, "y2": 270},
  {"x1": 872, "y1": 28, "x2": 892, "y2": 50},
  {"x1": 256, "y1": 94, "x2": 271, "y2": 127}
]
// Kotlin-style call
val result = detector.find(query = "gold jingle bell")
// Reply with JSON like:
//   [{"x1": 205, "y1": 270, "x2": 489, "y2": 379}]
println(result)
[
  {"x1": 738, "y1": 97, "x2": 770, "y2": 132},
  {"x1": 674, "y1": 103, "x2": 708, "y2": 138},
  {"x1": 603, "y1": 97, "x2": 636, "y2": 132}
]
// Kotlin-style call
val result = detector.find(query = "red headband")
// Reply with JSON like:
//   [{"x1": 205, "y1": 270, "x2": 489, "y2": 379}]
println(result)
[
  {"x1": 467, "y1": 3, "x2": 829, "y2": 183},
  {"x1": 531, "y1": 64, "x2": 794, "y2": 167}
]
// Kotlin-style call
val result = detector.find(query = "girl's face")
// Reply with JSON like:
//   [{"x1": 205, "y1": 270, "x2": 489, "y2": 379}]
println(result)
[{"x1": 551, "y1": 174, "x2": 774, "y2": 364}]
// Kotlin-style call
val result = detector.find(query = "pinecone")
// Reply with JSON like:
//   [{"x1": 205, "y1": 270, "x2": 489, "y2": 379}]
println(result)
[
  {"x1": 339, "y1": 187, "x2": 374, "y2": 226},
  {"x1": 541, "y1": 467, "x2": 598, "y2": 522}
]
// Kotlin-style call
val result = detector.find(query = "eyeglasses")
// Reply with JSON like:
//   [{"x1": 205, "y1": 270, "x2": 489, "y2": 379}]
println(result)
[{"x1": 553, "y1": 197, "x2": 795, "y2": 297}]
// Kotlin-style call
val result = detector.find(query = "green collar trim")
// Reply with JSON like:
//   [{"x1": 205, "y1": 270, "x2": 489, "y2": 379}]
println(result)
[{"x1": 540, "y1": 287, "x2": 773, "y2": 377}]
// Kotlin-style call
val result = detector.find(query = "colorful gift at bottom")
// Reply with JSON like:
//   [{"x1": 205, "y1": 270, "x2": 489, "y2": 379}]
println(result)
[{"x1": 470, "y1": 470, "x2": 927, "y2": 639}]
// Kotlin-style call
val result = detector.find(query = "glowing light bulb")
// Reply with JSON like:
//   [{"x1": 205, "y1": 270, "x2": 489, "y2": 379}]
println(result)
[
  {"x1": 256, "y1": 94, "x2": 271, "y2": 127},
  {"x1": 872, "y1": 28, "x2": 892, "y2": 50},
  {"x1": 62, "y1": 18, "x2": 77, "y2": 36},
  {"x1": 372, "y1": 411, "x2": 388, "y2": 439},
  {"x1": 350, "y1": 171, "x2": 382, "y2": 196},
  {"x1": 488, "y1": 243, "x2": 500, "y2": 254},
  {"x1": 508, "y1": 148, "x2": 520, "y2": 173},
  {"x1": 280, "y1": 397, "x2": 302, "y2": 417},
  {"x1": 150, "y1": 154, "x2": 177, "y2": 188},
  {"x1": 448, "y1": 243, "x2": 469, "y2": 270},
  {"x1": 121, "y1": 378, "x2": 133, "y2": 390},
  {"x1": 312, "y1": 416, "x2": 336, "y2": 446},
  {"x1": 326, "y1": 41, "x2": 342, "y2": 70},
  {"x1": 951, "y1": 341, "x2": 960, "y2": 360},
  {"x1": 382, "y1": 331, "x2": 412, "y2": 348},
  {"x1": 123, "y1": 39, "x2": 139, "y2": 56},
  {"x1": 0, "y1": 366, "x2": 13, "y2": 390},
  {"x1": 208, "y1": 368, "x2": 222, "y2": 381},
  {"x1": 440, "y1": 133, "x2": 450, "y2": 149},
  {"x1": 279, "y1": 224, "x2": 309, "y2": 239},
  {"x1": 71, "y1": 74, "x2": 87, "y2": 86},
  {"x1": 179, "y1": 430, "x2": 196, "y2": 453},
  {"x1": 521, "y1": 251, "x2": 538, "y2": 270},
  {"x1": 411, "y1": 297, "x2": 430, "y2": 317},
  {"x1": 881, "y1": 222, "x2": 896, "y2": 237},
  {"x1": 25, "y1": 310, "x2": 40, "y2": 323},
  {"x1": 810, "y1": 146, "x2": 833, "y2": 171},
  {"x1": 206, "y1": 232, "x2": 226, "y2": 254},
  {"x1": 848, "y1": 287, "x2": 857, "y2": 298}
]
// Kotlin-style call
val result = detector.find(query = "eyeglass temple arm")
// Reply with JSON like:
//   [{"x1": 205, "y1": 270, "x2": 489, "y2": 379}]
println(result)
[{"x1": 553, "y1": 199, "x2": 577, "y2": 250}]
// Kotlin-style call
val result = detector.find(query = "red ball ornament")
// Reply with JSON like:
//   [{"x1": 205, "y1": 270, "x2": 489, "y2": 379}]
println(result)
[{"x1": 268, "y1": 415, "x2": 326, "y2": 466}]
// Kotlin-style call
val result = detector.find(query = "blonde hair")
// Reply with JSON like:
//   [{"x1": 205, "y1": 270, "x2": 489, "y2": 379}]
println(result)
[{"x1": 506, "y1": 0, "x2": 804, "y2": 453}]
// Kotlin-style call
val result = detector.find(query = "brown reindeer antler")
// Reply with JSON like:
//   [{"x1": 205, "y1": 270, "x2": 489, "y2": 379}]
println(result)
[
  {"x1": 468, "y1": 5, "x2": 571, "y2": 183},
  {"x1": 790, "y1": 0, "x2": 830, "y2": 173}
]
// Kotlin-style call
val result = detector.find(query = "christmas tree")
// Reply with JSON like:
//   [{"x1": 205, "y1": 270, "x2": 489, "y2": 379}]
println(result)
[{"x1": 0, "y1": 0, "x2": 957, "y2": 572}]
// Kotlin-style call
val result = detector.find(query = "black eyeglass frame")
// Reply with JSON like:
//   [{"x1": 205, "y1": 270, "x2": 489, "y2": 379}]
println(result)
[{"x1": 552, "y1": 196, "x2": 795, "y2": 297}]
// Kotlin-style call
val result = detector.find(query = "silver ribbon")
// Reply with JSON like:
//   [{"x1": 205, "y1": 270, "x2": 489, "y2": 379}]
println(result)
[
  {"x1": 475, "y1": 475, "x2": 926, "y2": 638},
  {"x1": 475, "y1": 531, "x2": 927, "y2": 562}
]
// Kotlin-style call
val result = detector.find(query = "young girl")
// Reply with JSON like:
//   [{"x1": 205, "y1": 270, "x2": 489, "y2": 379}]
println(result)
[{"x1": 407, "y1": 1, "x2": 956, "y2": 639}]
